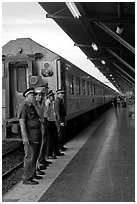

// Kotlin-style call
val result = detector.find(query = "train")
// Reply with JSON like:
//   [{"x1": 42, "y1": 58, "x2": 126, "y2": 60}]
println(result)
[{"x1": 2, "y1": 38, "x2": 116, "y2": 141}]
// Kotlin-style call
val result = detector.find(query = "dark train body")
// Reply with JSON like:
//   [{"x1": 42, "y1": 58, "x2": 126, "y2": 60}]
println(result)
[{"x1": 2, "y1": 38, "x2": 115, "y2": 140}]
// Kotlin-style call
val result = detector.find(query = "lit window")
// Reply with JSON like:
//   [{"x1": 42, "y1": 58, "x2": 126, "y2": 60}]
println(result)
[
  {"x1": 76, "y1": 77, "x2": 81, "y2": 95},
  {"x1": 82, "y1": 79, "x2": 86, "y2": 95},
  {"x1": 67, "y1": 74, "x2": 74, "y2": 94},
  {"x1": 17, "y1": 67, "x2": 27, "y2": 93},
  {"x1": 86, "y1": 81, "x2": 90, "y2": 95}
]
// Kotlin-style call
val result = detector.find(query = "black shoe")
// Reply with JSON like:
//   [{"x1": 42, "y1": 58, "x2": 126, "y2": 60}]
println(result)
[
  {"x1": 39, "y1": 160, "x2": 51, "y2": 165},
  {"x1": 60, "y1": 147, "x2": 68, "y2": 151},
  {"x1": 39, "y1": 165, "x2": 47, "y2": 170},
  {"x1": 33, "y1": 175, "x2": 43, "y2": 180},
  {"x1": 45, "y1": 160, "x2": 52, "y2": 164},
  {"x1": 23, "y1": 178, "x2": 39, "y2": 185},
  {"x1": 48, "y1": 155, "x2": 57, "y2": 159},
  {"x1": 36, "y1": 167, "x2": 45, "y2": 175},
  {"x1": 55, "y1": 152, "x2": 65, "y2": 156}
]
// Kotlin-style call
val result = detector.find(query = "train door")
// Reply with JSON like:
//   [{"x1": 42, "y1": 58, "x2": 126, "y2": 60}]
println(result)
[
  {"x1": 56, "y1": 58, "x2": 67, "y2": 107},
  {"x1": 5, "y1": 55, "x2": 33, "y2": 119}
]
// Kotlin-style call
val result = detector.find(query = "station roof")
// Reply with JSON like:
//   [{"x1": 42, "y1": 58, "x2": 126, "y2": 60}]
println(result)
[{"x1": 39, "y1": 2, "x2": 135, "y2": 94}]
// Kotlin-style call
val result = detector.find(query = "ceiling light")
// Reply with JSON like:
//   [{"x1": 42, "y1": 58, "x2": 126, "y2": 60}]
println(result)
[
  {"x1": 101, "y1": 60, "x2": 105, "y2": 64},
  {"x1": 66, "y1": 2, "x2": 81, "y2": 18},
  {"x1": 91, "y1": 43, "x2": 98, "y2": 51},
  {"x1": 116, "y1": 23, "x2": 124, "y2": 35}
]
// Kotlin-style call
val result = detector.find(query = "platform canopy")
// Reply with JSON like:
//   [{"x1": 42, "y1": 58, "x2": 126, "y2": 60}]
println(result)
[{"x1": 39, "y1": 2, "x2": 135, "y2": 94}]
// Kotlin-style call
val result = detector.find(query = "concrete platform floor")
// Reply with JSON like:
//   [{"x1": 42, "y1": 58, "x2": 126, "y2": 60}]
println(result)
[{"x1": 2, "y1": 106, "x2": 135, "y2": 202}]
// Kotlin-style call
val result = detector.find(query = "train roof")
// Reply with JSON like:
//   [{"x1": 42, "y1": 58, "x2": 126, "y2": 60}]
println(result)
[
  {"x1": 2, "y1": 37, "x2": 116, "y2": 93},
  {"x1": 2, "y1": 38, "x2": 58, "y2": 57}
]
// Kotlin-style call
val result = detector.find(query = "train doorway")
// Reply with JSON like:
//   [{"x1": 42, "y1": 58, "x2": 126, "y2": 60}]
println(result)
[
  {"x1": 8, "y1": 61, "x2": 28, "y2": 118},
  {"x1": 3, "y1": 54, "x2": 33, "y2": 139}
]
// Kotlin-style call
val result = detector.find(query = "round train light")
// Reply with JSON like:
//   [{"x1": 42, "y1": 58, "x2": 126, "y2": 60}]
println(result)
[
  {"x1": 29, "y1": 76, "x2": 38, "y2": 84},
  {"x1": 44, "y1": 62, "x2": 50, "y2": 68},
  {"x1": 41, "y1": 68, "x2": 53, "y2": 77},
  {"x1": 41, "y1": 69, "x2": 49, "y2": 77}
]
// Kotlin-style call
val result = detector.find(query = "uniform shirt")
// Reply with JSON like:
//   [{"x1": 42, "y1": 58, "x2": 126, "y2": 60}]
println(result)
[
  {"x1": 44, "y1": 99, "x2": 56, "y2": 121},
  {"x1": 18, "y1": 100, "x2": 41, "y2": 129},
  {"x1": 55, "y1": 97, "x2": 66, "y2": 123},
  {"x1": 36, "y1": 100, "x2": 44, "y2": 120}
]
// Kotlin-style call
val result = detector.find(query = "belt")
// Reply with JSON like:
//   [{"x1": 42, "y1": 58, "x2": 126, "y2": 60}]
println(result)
[{"x1": 28, "y1": 126, "x2": 40, "y2": 130}]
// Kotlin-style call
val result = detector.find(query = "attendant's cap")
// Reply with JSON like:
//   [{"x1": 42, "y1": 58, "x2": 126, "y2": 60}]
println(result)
[
  {"x1": 23, "y1": 88, "x2": 35, "y2": 97},
  {"x1": 35, "y1": 87, "x2": 46, "y2": 94},
  {"x1": 46, "y1": 90, "x2": 55, "y2": 98},
  {"x1": 56, "y1": 89, "x2": 65, "y2": 94}
]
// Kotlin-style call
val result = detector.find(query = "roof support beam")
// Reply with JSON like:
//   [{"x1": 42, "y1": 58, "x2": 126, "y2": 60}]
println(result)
[
  {"x1": 122, "y1": 76, "x2": 134, "y2": 86},
  {"x1": 46, "y1": 14, "x2": 134, "y2": 24},
  {"x1": 46, "y1": 14, "x2": 73, "y2": 20},
  {"x1": 87, "y1": 57, "x2": 112, "y2": 60},
  {"x1": 74, "y1": 43, "x2": 91, "y2": 47},
  {"x1": 95, "y1": 21, "x2": 135, "y2": 54},
  {"x1": 116, "y1": 74, "x2": 133, "y2": 88},
  {"x1": 108, "y1": 50, "x2": 135, "y2": 73},
  {"x1": 112, "y1": 62, "x2": 135, "y2": 82},
  {"x1": 121, "y1": 76, "x2": 134, "y2": 86},
  {"x1": 115, "y1": 70, "x2": 134, "y2": 85},
  {"x1": 74, "y1": 43, "x2": 120, "y2": 50},
  {"x1": 95, "y1": 66, "x2": 109, "y2": 69}
]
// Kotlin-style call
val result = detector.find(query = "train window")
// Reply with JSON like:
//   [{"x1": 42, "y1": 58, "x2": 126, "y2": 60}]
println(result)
[
  {"x1": 2, "y1": 63, "x2": 4, "y2": 77},
  {"x1": 96, "y1": 85, "x2": 99, "y2": 95},
  {"x1": 61, "y1": 64, "x2": 66, "y2": 91},
  {"x1": 90, "y1": 83, "x2": 93, "y2": 95},
  {"x1": 17, "y1": 67, "x2": 27, "y2": 93},
  {"x1": 76, "y1": 77, "x2": 81, "y2": 95},
  {"x1": 86, "y1": 81, "x2": 90, "y2": 95},
  {"x1": 98, "y1": 86, "x2": 100, "y2": 95},
  {"x1": 67, "y1": 73, "x2": 74, "y2": 94},
  {"x1": 82, "y1": 79, "x2": 86, "y2": 95},
  {"x1": 93, "y1": 84, "x2": 96, "y2": 95}
]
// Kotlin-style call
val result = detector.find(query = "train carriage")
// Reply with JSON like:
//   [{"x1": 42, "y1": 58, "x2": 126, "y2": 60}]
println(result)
[{"x1": 2, "y1": 38, "x2": 115, "y2": 140}]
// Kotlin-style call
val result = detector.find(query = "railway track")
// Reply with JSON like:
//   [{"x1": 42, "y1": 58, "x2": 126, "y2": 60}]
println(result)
[
  {"x1": 2, "y1": 144, "x2": 24, "y2": 158},
  {"x1": 2, "y1": 162, "x2": 23, "y2": 179},
  {"x1": 2, "y1": 141, "x2": 23, "y2": 155},
  {"x1": 2, "y1": 145, "x2": 24, "y2": 174},
  {"x1": 2, "y1": 144, "x2": 24, "y2": 195}
]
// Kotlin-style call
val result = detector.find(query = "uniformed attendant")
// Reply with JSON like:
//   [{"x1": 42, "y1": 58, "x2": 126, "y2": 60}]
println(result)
[
  {"x1": 55, "y1": 89, "x2": 67, "y2": 152},
  {"x1": 18, "y1": 88, "x2": 43, "y2": 185},
  {"x1": 35, "y1": 87, "x2": 52, "y2": 170},
  {"x1": 44, "y1": 90, "x2": 64, "y2": 159}
]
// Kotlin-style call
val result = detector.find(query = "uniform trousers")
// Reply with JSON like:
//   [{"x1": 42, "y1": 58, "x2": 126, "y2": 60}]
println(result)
[
  {"x1": 22, "y1": 129, "x2": 41, "y2": 181},
  {"x1": 48, "y1": 121, "x2": 59, "y2": 156},
  {"x1": 38, "y1": 118, "x2": 49, "y2": 162},
  {"x1": 57, "y1": 124, "x2": 66, "y2": 149}
]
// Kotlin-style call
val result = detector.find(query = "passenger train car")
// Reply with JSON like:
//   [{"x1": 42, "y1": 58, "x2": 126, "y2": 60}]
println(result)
[{"x1": 2, "y1": 38, "x2": 115, "y2": 140}]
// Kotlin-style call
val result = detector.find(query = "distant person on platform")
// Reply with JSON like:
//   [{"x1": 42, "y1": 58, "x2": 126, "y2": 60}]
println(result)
[
  {"x1": 113, "y1": 96, "x2": 118, "y2": 109},
  {"x1": 55, "y1": 89, "x2": 67, "y2": 152},
  {"x1": 18, "y1": 88, "x2": 43, "y2": 185}
]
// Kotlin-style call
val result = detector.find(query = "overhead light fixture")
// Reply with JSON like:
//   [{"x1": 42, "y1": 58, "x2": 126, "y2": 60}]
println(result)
[
  {"x1": 101, "y1": 60, "x2": 105, "y2": 64},
  {"x1": 116, "y1": 23, "x2": 124, "y2": 35},
  {"x1": 110, "y1": 74, "x2": 112, "y2": 77},
  {"x1": 91, "y1": 43, "x2": 98, "y2": 51},
  {"x1": 66, "y1": 2, "x2": 81, "y2": 18}
]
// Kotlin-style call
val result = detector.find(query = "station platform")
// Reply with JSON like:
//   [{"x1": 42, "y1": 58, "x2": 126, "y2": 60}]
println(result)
[{"x1": 2, "y1": 106, "x2": 135, "y2": 202}]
